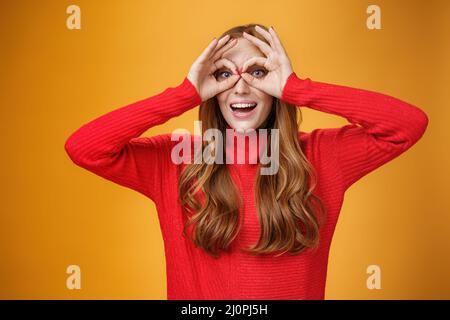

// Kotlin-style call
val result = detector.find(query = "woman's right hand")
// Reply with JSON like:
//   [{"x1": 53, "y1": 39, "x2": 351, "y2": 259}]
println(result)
[{"x1": 187, "y1": 35, "x2": 241, "y2": 102}]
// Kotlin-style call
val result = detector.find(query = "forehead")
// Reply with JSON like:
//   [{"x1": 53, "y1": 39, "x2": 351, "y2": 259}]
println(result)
[{"x1": 220, "y1": 38, "x2": 265, "y2": 67}]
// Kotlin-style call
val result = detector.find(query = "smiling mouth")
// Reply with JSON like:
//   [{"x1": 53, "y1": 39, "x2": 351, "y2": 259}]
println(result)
[{"x1": 230, "y1": 103, "x2": 258, "y2": 113}]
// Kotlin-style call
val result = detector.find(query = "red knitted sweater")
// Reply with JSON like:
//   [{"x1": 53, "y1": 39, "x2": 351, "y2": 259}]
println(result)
[{"x1": 64, "y1": 72, "x2": 428, "y2": 299}]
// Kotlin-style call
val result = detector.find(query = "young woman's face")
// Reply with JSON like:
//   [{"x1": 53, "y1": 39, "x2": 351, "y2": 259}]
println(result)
[{"x1": 215, "y1": 37, "x2": 273, "y2": 132}]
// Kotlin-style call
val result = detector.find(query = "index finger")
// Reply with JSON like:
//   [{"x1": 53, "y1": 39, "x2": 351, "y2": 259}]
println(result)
[
  {"x1": 197, "y1": 35, "x2": 231, "y2": 63},
  {"x1": 211, "y1": 58, "x2": 238, "y2": 74},
  {"x1": 242, "y1": 31, "x2": 272, "y2": 56}
]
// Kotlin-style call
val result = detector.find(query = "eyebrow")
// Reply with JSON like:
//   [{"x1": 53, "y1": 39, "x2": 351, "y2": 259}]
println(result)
[{"x1": 219, "y1": 61, "x2": 262, "y2": 71}]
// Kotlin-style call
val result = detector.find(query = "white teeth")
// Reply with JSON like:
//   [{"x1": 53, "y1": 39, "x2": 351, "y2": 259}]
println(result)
[{"x1": 230, "y1": 103, "x2": 257, "y2": 108}]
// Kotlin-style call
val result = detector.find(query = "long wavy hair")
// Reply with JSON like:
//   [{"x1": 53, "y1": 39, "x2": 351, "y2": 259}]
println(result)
[{"x1": 178, "y1": 23, "x2": 327, "y2": 258}]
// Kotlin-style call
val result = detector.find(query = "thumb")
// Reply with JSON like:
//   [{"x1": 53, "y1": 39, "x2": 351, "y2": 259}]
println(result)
[
  {"x1": 240, "y1": 73, "x2": 262, "y2": 90},
  {"x1": 217, "y1": 74, "x2": 240, "y2": 91}
]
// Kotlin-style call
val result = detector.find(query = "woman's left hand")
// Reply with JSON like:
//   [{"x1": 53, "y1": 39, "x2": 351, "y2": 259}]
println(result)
[{"x1": 239, "y1": 25, "x2": 294, "y2": 99}]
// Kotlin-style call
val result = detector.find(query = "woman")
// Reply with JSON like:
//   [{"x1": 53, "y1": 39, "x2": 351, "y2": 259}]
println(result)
[{"x1": 64, "y1": 24, "x2": 428, "y2": 300}]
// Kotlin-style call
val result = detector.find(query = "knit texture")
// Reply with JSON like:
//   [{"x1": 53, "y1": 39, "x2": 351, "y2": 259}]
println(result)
[{"x1": 64, "y1": 72, "x2": 428, "y2": 299}]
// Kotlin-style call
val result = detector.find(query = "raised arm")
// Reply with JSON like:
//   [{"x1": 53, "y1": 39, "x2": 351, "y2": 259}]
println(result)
[
  {"x1": 232, "y1": 25, "x2": 428, "y2": 191},
  {"x1": 64, "y1": 78, "x2": 202, "y2": 202},
  {"x1": 64, "y1": 35, "x2": 241, "y2": 203},
  {"x1": 281, "y1": 72, "x2": 429, "y2": 191}
]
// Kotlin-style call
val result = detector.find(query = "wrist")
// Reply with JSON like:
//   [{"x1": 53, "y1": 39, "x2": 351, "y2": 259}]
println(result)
[
  {"x1": 185, "y1": 76, "x2": 203, "y2": 100},
  {"x1": 178, "y1": 76, "x2": 203, "y2": 106},
  {"x1": 280, "y1": 72, "x2": 311, "y2": 106}
]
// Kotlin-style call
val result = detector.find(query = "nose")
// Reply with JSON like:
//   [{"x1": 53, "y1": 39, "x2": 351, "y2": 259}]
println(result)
[{"x1": 233, "y1": 75, "x2": 250, "y2": 94}]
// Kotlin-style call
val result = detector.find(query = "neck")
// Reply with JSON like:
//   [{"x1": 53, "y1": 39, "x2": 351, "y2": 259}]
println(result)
[{"x1": 224, "y1": 126, "x2": 269, "y2": 165}]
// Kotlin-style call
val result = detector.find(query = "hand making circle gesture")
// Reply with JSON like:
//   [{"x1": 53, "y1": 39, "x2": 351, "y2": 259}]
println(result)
[
  {"x1": 187, "y1": 35, "x2": 241, "y2": 102},
  {"x1": 239, "y1": 25, "x2": 294, "y2": 99}
]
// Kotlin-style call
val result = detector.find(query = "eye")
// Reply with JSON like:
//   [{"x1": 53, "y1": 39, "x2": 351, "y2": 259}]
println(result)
[
  {"x1": 250, "y1": 68, "x2": 267, "y2": 78},
  {"x1": 220, "y1": 71, "x2": 232, "y2": 78},
  {"x1": 215, "y1": 70, "x2": 232, "y2": 81}
]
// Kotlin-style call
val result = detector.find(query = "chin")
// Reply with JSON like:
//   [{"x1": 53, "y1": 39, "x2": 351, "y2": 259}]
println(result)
[{"x1": 227, "y1": 121, "x2": 260, "y2": 132}]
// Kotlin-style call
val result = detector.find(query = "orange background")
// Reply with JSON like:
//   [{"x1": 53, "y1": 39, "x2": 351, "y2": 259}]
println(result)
[{"x1": 1, "y1": 0, "x2": 449, "y2": 299}]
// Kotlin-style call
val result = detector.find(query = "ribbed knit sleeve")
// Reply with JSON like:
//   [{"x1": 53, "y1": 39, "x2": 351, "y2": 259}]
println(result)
[
  {"x1": 64, "y1": 77, "x2": 202, "y2": 203},
  {"x1": 281, "y1": 72, "x2": 429, "y2": 191}
]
